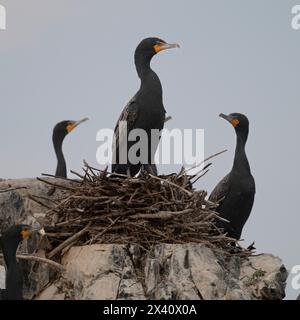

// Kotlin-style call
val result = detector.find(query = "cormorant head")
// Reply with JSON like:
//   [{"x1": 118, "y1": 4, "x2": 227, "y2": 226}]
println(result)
[
  {"x1": 219, "y1": 113, "x2": 249, "y2": 133},
  {"x1": 52, "y1": 118, "x2": 89, "y2": 142},
  {"x1": 1, "y1": 224, "x2": 45, "y2": 247},
  {"x1": 135, "y1": 37, "x2": 180, "y2": 61}
]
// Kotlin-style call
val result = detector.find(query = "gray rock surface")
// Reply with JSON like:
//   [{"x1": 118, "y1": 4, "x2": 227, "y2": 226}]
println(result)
[
  {"x1": 0, "y1": 178, "x2": 288, "y2": 300},
  {"x1": 36, "y1": 243, "x2": 287, "y2": 300},
  {"x1": 0, "y1": 265, "x2": 5, "y2": 289}
]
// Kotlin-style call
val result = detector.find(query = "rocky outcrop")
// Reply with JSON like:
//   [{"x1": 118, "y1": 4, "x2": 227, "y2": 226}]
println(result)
[
  {"x1": 34, "y1": 243, "x2": 287, "y2": 300},
  {"x1": 0, "y1": 178, "x2": 288, "y2": 300}
]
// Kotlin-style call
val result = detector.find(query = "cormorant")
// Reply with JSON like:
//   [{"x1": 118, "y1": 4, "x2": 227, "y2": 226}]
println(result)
[
  {"x1": 0, "y1": 225, "x2": 45, "y2": 300},
  {"x1": 209, "y1": 113, "x2": 255, "y2": 240},
  {"x1": 53, "y1": 118, "x2": 88, "y2": 178},
  {"x1": 112, "y1": 37, "x2": 179, "y2": 176}
]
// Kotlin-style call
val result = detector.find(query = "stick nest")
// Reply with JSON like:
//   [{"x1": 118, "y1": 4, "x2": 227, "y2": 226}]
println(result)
[{"x1": 35, "y1": 161, "x2": 249, "y2": 259}]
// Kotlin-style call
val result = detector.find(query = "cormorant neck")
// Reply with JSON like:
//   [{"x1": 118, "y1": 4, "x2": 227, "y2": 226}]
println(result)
[
  {"x1": 2, "y1": 239, "x2": 18, "y2": 269},
  {"x1": 232, "y1": 129, "x2": 251, "y2": 174},
  {"x1": 135, "y1": 53, "x2": 153, "y2": 79},
  {"x1": 53, "y1": 136, "x2": 67, "y2": 178}
]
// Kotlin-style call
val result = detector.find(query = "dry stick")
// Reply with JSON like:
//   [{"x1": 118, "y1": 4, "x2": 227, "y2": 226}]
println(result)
[
  {"x1": 190, "y1": 169, "x2": 210, "y2": 185},
  {"x1": 149, "y1": 174, "x2": 193, "y2": 196},
  {"x1": 44, "y1": 195, "x2": 73, "y2": 216},
  {"x1": 87, "y1": 217, "x2": 120, "y2": 244},
  {"x1": 70, "y1": 170, "x2": 86, "y2": 180},
  {"x1": 36, "y1": 177, "x2": 76, "y2": 191},
  {"x1": 27, "y1": 195, "x2": 54, "y2": 210},
  {"x1": 46, "y1": 232, "x2": 74, "y2": 238},
  {"x1": 83, "y1": 161, "x2": 101, "y2": 172},
  {"x1": 47, "y1": 222, "x2": 92, "y2": 259},
  {"x1": 0, "y1": 186, "x2": 28, "y2": 193},
  {"x1": 27, "y1": 194, "x2": 60, "y2": 204},
  {"x1": 182, "y1": 149, "x2": 227, "y2": 176},
  {"x1": 41, "y1": 173, "x2": 82, "y2": 184},
  {"x1": 129, "y1": 209, "x2": 193, "y2": 220},
  {"x1": 17, "y1": 254, "x2": 65, "y2": 272},
  {"x1": 0, "y1": 253, "x2": 65, "y2": 272}
]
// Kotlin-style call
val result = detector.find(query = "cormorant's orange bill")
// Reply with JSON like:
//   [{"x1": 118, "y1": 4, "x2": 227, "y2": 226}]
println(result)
[
  {"x1": 21, "y1": 229, "x2": 30, "y2": 239},
  {"x1": 219, "y1": 113, "x2": 240, "y2": 128},
  {"x1": 153, "y1": 42, "x2": 180, "y2": 53},
  {"x1": 231, "y1": 119, "x2": 240, "y2": 127},
  {"x1": 66, "y1": 117, "x2": 89, "y2": 133}
]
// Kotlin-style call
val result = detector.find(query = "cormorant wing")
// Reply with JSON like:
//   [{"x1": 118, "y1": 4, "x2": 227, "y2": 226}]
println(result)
[
  {"x1": 209, "y1": 173, "x2": 230, "y2": 203},
  {"x1": 112, "y1": 98, "x2": 139, "y2": 169}
]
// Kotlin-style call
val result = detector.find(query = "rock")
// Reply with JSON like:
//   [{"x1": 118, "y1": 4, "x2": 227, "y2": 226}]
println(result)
[
  {"x1": 117, "y1": 255, "x2": 145, "y2": 300},
  {"x1": 240, "y1": 254, "x2": 288, "y2": 300},
  {"x1": 35, "y1": 283, "x2": 65, "y2": 300},
  {"x1": 0, "y1": 178, "x2": 69, "y2": 299},
  {"x1": 0, "y1": 178, "x2": 70, "y2": 228},
  {"x1": 0, "y1": 190, "x2": 26, "y2": 233},
  {"x1": 60, "y1": 244, "x2": 145, "y2": 300},
  {"x1": 0, "y1": 265, "x2": 5, "y2": 289},
  {"x1": 0, "y1": 178, "x2": 288, "y2": 300},
  {"x1": 37, "y1": 243, "x2": 287, "y2": 300}
]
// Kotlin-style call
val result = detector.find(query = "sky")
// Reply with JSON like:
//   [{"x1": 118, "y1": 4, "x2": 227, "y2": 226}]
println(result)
[{"x1": 0, "y1": 0, "x2": 299, "y2": 299}]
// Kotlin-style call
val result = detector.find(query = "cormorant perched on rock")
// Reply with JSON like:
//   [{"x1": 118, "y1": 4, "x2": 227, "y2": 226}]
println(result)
[
  {"x1": 112, "y1": 37, "x2": 179, "y2": 176},
  {"x1": 0, "y1": 225, "x2": 45, "y2": 300},
  {"x1": 209, "y1": 113, "x2": 255, "y2": 240},
  {"x1": 53, "y1": 118, "x2": 88, "y2": 178}
]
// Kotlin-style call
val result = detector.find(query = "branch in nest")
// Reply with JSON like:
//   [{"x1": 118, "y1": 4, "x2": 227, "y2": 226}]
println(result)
[
  {"x1": 129, "y1": 209, "x2": 193, "y2": 220},
  {"x1": 47, "y1": 222, "x2": 92, "y2": 259}
]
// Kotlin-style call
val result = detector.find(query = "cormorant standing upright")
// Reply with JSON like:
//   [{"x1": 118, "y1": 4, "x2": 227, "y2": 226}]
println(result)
[
  {"x1": 0, "y1": 225, "x2": 45, "y2": 300},
  {"x1": 52, "y1": 118, "x2": 88, "y2": 178},
  {"x1": 112, "y1": 37, "x2": 179, "y2": 176},
  {"x1": 209, "y1": 113, "x2": 255, "y2": 240}
]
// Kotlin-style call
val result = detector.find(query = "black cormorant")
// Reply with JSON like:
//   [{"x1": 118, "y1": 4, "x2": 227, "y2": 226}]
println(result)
[
  {"x1": 112, "y1": 37, "x2": 179, "y2": 176},
  {"x1": 209, "y1": 113, "x2": 255, "y2": 240},
  {"x1": 0, "y1": 225, "x2": 45, "y2": 300},
  {"x1": 53, "y1": 118, "x2": 88, "y2": 178}
]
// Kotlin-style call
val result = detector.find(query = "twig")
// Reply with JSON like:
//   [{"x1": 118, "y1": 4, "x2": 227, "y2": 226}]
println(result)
[
  {"x1": 148, "y1": 174, "x2": 193, "y2": 196},
  {"x1": 129, "y1": 209, "x2": 193, "y2": 220},
  {"x1": 36, "y1": 177, "x2": 76, "y2": 191},
  {"x1": 0, "y1": 187, "x2": 27, "y2": 193},
  {"x1": 47, "y1": 222, "x2": 92, "y2": 259},
  {"x1": 0, "y1": 253, "x2": 65, "y2": 272}
]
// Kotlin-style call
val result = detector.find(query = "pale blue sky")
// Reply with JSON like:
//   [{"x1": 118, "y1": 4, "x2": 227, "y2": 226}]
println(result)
[{"x1": 0, "y1": 0, "x2": 299, "y2": 299}]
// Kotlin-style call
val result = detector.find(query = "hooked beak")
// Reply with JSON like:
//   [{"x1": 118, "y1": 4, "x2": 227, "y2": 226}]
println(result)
[
  {"x1": 154, "y1": 42, "x2": 180, "y2": 53},
  {"x1": 67, "y1": 117, "x2": 89, "y2": 133},
  {"x1": 219, "y1": 113, "x2": 231, "y2": 122},
  {"x1": 219, "y1": 113, "x2": 239, "y2": 128},
  {"x1": 31, "y1": 225, "x2": 46, "y2": 236}
]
